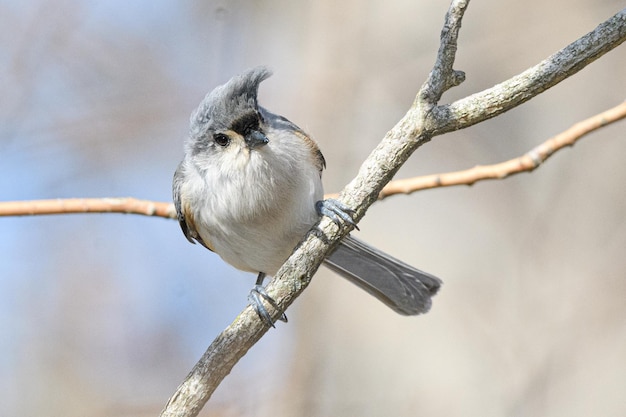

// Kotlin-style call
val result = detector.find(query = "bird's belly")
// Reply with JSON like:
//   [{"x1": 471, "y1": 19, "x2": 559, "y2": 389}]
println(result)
[
  {"x1": 194, "y1": 157, "x2": 323, "y2": 276},
  {"x1": 202, "y1": 211, "x2": 316, "y2": 275}
]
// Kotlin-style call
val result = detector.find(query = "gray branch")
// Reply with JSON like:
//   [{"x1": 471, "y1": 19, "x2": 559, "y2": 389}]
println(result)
[
  {"x1": 433, "y1": 8, "x2": 626, "y2": 134},
  {"x1": 160, "y1": 3, "x2": 626, "y2": 416}
]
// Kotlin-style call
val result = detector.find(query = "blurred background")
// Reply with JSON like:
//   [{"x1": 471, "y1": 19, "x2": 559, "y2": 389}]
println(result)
[{"x1": 1, "y1": 0, "x2": 625, "y2": 416}]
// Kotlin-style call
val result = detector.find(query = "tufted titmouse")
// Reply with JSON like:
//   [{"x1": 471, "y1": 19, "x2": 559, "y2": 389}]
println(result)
[{"x1": 173, "y1": 67, "x2": 441, "y2": 326}]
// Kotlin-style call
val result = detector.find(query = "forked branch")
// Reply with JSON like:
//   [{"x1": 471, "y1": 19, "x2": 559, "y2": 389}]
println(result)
[{"x1": 158, "y1": 3, "x2": 626, "y2": 417}]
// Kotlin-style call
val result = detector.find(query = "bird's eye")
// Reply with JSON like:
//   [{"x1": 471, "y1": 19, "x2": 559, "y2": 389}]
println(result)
[{"x1": 213, "y1": 133, "x2": 230, "y2": 147}]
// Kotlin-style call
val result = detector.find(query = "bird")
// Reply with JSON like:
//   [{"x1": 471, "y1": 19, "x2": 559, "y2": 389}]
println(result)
[{"x1": 173, "y1": 66, "x2": 441, "y2": 326}]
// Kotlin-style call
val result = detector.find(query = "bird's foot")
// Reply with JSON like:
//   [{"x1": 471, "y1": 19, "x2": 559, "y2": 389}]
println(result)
[
  {"x1": 248, "y1": 273, "x2": 287, "y2": 328},
  {"x1": 315, "y1": 199, "x2": 359, "y2": 231}
]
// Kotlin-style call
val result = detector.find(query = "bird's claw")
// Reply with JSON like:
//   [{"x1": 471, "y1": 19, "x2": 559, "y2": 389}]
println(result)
[
  {"x1": 248, "y1": 284, "x2": 288, "y2": 328},
  {"x1": 315, "y1": 199, "x2": 359, "y2": 231}
]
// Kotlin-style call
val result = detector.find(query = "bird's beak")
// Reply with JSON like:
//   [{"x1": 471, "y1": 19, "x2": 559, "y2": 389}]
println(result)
[{"x1": 245, "y1": 130, "x2": 269, "y2": 149}]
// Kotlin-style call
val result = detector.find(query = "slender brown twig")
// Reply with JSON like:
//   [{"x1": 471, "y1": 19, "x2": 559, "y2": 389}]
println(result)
[
  {"x1": 0, "y1": 197, "x2": 176, "y2": 218},
  {"x1": 2, "y1": 102, "x2": 623, "y2": 218},
  {"x1": 377, "y1": 100, "x2": 626, "y2": 199}
]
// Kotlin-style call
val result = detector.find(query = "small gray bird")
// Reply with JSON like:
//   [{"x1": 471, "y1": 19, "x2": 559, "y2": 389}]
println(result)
[{"x1": 173, "y1": 67, "x2": 441, "y2": 326}]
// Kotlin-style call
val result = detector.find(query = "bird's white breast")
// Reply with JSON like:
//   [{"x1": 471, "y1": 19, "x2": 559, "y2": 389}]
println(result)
[{"x1": 189, "y1": 128, "x2": 323, "y2": 275}]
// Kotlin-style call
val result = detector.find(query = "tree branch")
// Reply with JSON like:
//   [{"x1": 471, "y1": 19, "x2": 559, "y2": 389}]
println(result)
[
  {"x1": 377, "y1": 100, "x2": 626, "y2": 199},
  {"x1": 431, "y1": 8, "x2": 626, "y2": 134},
  {"x1": 2, "y1": 100, "x2": 624, "y2": 217},
  {"x1": 418, "y1": 0, "x2": 468, "y2": 104},
  {"x1": 159, "y1": 4, "x2": 626, "y2": 417},
  {"x1": 0, "y1": 197, "x2": 176, "y2": 218}
]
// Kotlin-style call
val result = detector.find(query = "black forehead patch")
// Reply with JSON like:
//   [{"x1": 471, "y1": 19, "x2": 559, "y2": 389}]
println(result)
[{"x1": 230, "y1": 111, "x2": 260, "y2": 135}]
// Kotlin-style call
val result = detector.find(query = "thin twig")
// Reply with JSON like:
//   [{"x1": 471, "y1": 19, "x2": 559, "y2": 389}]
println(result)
[
  {"x1": 2, "y1": 101, "x2": 623, "y2": 217},
  {"x1": 0, "y1": 197, "x2": 176, "y2": 218},
  {"x1": 418, "y1": 0, "x2": 468, "y2": 105},
  {"x1": 378, "y1": 101, "x2": 626, "y2": 199}
]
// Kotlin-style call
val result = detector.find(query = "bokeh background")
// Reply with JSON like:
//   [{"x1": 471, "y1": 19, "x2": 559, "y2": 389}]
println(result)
[{"x1": 1, "y1": 1, "x2": 625, "y2": 416}]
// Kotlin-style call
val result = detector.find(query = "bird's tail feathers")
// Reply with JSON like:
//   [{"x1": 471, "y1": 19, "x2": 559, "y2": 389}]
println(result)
[{"x1": 323, "y1": 235, "x2": 442, "y2": 315}]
